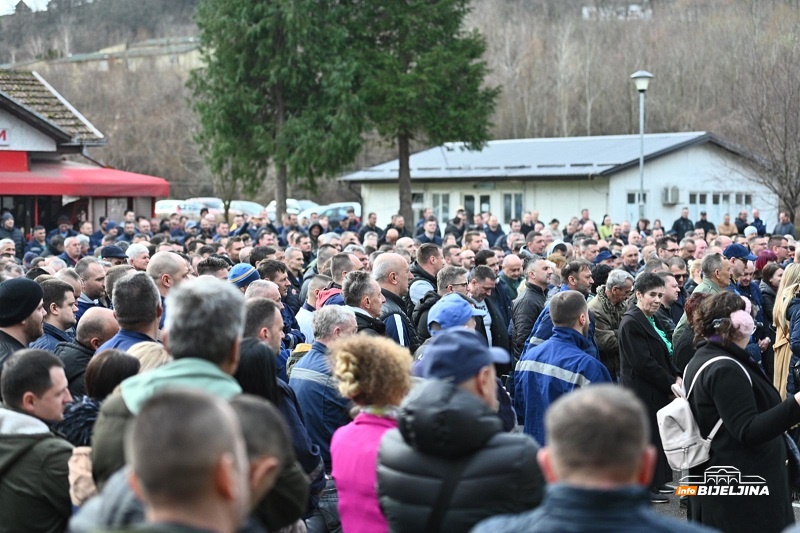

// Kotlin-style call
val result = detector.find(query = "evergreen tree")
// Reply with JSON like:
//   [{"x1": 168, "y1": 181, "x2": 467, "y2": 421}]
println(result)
[
  {"x1": 354, "y1": 0, "x2": 499, "y2": 224},
  {"x1": 189, "y1": 0, "x2": 363, "y2": 219}
]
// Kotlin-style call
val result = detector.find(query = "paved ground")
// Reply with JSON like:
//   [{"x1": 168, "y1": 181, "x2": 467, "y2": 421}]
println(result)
[{"x1": 651, "y1": 471, "x2": 800, "y2": 523}]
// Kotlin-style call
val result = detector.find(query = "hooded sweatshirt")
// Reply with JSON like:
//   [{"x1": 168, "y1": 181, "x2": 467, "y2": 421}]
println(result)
[
  {"x1": 0, "y1": 408, "x2": 73, "y2": 533},
  {"x1": 91, "y1": 358, "x2": 242, "y2": 488}
]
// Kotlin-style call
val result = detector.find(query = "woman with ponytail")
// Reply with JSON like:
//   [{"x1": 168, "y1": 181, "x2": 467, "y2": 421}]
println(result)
[
  {"x1": 328, "y1": 335, "x2": 412, "y2": 533},
  {"x1": 684, "y1": 291, "x2": 800, "y2": 533},
  {"x1": 772, "y1": 263, "x2": 800, "y2": 398}
]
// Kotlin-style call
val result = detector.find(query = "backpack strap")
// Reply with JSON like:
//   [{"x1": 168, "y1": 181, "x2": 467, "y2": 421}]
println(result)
[{"x1": 686, "y1": 355, "x2": 753, "y2": 441}]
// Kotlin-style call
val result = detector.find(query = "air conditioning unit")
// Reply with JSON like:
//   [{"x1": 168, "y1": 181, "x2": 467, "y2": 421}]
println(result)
[{"x1": 662, "y1": 186, "x2": 680, "y2": 205}]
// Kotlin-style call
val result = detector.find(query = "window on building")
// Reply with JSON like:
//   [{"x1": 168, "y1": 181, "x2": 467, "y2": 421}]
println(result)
[
  {"x1": 503, "y1": 193, "x2": 523, "y2": 224},
  {"x1": 432, "y1": 193, "x2": 450, "y2": 223}
]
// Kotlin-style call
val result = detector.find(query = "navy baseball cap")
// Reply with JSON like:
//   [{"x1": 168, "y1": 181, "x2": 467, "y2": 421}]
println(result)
[
  {"x1": 723, "y1": 243, "x2": 757, "y2": 262},
  {"x1": 421, "y1": 329, "x2": 510, "y2": 384},
  {"x1": 100, "y1": 245, "x2": 127, "y2": 259},
  {"x1": 427, "y1": 293, "x2": 483, "y2": 335},
  {"x1": 593, "y1": 250, "x2": 615, "y2": 264}
]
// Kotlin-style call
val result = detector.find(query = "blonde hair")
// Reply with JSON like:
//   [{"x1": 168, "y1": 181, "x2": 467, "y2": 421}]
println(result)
[
  {"x1": 774, "y1": 263, "x2": 800, "y2": 331},
  {"x1": 127, "y1": 342, "x2": 173, "y2": 373},
  {"x1": 328, "y1": 335, "x2": 412, "y2": 407}
]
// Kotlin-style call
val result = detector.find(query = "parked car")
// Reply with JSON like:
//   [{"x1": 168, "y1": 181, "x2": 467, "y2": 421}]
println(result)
[
  {"x1": 265, "y1": 198, "x2": 319, "y2": 221},
  {"x1": 154, "y1": 199, "x2": 204, "y2": 220},
  {"x1": 230, "y1": 200, "x2": 266, "y2": 218},
  {"x1": 299, "y1": 202, "x2": 361, "y2": 226}
]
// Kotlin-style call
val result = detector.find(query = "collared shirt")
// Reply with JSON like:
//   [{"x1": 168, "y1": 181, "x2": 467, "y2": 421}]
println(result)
[
  {"x1": 30, "y1": 323, "x2": 74, "y2": 353},
  {"x1": 96, "y1": 329, "x2": 157, "y2": 353}
]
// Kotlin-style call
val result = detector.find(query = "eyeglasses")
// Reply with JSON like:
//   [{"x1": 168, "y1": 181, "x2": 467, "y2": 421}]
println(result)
[
  {"x1": 449, "y1": 282, "x2": 468, "y2": 288},
  {"x1": 673, "y1": 274, "x2": 688, "y2": 280}
]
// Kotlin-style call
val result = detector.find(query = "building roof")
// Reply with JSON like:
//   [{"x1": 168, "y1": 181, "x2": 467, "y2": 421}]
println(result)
[
  {"x1": 0, "y1": 69, "x2": 105, "y2": 147},
  {"x1": 340, "y1": 132, "x2": 745, "y2": 183}
]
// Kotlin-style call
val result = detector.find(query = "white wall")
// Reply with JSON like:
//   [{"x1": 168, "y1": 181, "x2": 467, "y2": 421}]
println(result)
[
  {"x1": 0, "y1": 111, "x2": 57, "y2": 152},
  {"x1": 608, "y1": 144, "x2": 778, "y2": 230}
]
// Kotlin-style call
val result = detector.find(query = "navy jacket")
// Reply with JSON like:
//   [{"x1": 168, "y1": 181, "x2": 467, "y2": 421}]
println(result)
[
  {"x1": 288, "y1": 341, "x2": 351, "y2": 473},
  {"x1": 525, "y1": 284, "x2": 598, "y2": 358},
  {"x1": 515, "y1": 327, "x2": 612, "y2": 444},
  {"x1": 473, "y1": 484, "x2": 712, "y2": 533},
  {"x1": 30, "y1": 323, "x2": 73, "y2": 353}
]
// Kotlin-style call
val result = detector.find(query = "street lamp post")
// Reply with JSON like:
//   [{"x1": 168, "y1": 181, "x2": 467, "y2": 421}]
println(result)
[{"x1": 631, "y1": 70, "x2": 653, "y2": 221}]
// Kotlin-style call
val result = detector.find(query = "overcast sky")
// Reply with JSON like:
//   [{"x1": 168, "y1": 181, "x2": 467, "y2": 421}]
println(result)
[{"x1": 0, "y1": 0, "x2": 49, "y2": 16}]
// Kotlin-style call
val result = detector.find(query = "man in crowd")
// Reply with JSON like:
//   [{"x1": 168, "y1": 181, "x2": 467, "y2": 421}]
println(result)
[
  {"x1": 474, "y1": 386, "x2": 708, "y2": 532},
  {"x1": 91, "y1": 277, "x2": 245, "y2": 488},
  {"x1": 587, "y1": 269, "x2": 634, "y2": 379},
  {"x1": 289, "y1": 306, "x2": 357, "y2": 530},
  {"x1": 416, "y1": 216, "x2": 443, "y2": 246},
  {"x1": 343, "y1": 270, "x2": 386, "y2": 336},
  {"x1": 500, "y1": 254, "x2": 523, "y2": 302},
  {"x1": 412, "y1": 265, "x2": 469, "y2": 342},
  {"x1": 670, "y1": 207, "x2": 694, "y2": 240},
  {"x1": 521, "y1": 231, "x2": 547, "y2": 260},
  {"x1": 59, "y1": 236, "x2": 83, "y2": 267},
  {"x1": 126, "y1": 243, "x2": 150, "y2": 271},
  {"x1": 0, "y1": 212, "x2": 24, "y2": 259},
  {"x1": 526, "y1": 260, "x2": 597, "y2": 358},
  {"x1": 147, "y1": 251, "x2": 191, "y2": 331},
  {"x1": 100, "y1": 245, "x2": 128, "y2": 267},
  {"x1": 25, "y1": 225, "x2": 48, "y2": 257},
  {"x1": 515, "y1": 291, "x2": 613, "y2": 443},
  {"x1": 315, "y1": 253, "x2": 362, "y2": 308},
  {"x1": 96, "y1": 272, "x2": 161, "y2": 353},
  {"x1": 619, "y1": 245, "x2": 640, "y2": 276},
  {"x1": 243, "y1": 297, "x2": 287, "y2": 378},
  {"x1": 408, "y1": 243, "x2": 444, "y2": 306},
  {"x1": 55, "y1": 307, "x2": 119, "y2": 398},
  {"x1": 673, "y1": 252, "x2": 732, "y2": 343},
  {"x1": 378, "y1": 329, "x2": 544, "y2": 532},
  {"x1": 295, "y1": 275, "x2": 331, "y2": 344},
  {"x1": 0, "y1": 278, "x2": 46, "y2": 378},
  {"x1": 30, "y1": 279, "x2": 78, "y2": 352},
  {"x1": 75, "y1": 257, "x2": 108, "y2": 322},
  {"x1": 125, "y1": 390, "x2": 256, "y2": 533},
  {"x1": 774, "y1": 211, "x2": 796, "y2": 239},
  {"x1": 374, "y1": 252, "x2": 420, "y2": 352},
  {"x1": 512, "y1": 259, "x2": 553, "y2": 358},
  {"x1": 0, "y1": 349, "x2": 74, "y2": 532},
  {"x1": 469, "y1": 265, "x2": 510, "y2": 351}
]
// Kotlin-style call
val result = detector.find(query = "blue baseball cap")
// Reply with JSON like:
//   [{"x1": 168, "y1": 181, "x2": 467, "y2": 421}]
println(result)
[
  {"x1": 723, "y1": 243, "x2": 757, "y2": 262},
  {"x1": 593, "y1": 250, "x2": 615, "y2": 264},
  {"x1": 427, "y1": 293, "x2": 483, "y2": 335},
  {"x1": 421, "y1": 329, "x2": 510, "y2": 384}
]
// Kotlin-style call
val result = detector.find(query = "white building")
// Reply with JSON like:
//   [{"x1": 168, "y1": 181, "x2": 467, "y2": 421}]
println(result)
[{"x1": 340, "y1": 132, "x2": 777, "y2": 231}]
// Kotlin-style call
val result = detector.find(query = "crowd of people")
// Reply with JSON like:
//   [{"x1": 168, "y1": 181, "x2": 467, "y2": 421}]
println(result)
[{"x1": 1, "y1": 202, "x2": 800, "y2": 532}]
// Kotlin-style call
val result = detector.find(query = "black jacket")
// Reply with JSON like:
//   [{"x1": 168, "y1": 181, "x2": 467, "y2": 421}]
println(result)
[
  {"x1": 475, "y1": 297, "x2": 511, "y2": 354},
  {"x1": 55, "y1": 340, "x2": 95, "y2": 399},
  {"x1": 380, "y1": 289, "x2": 421, "y2": 353},
  {"x1": 408, "y1": 261, "x2": 437, "y2": 310},
  {"x1": 412, "y1": 290, "x2": 441, "y2": 341},
  {"x1": 619, "y1": 306, "x2": 680, "y2": 486},
  {"x1": 351, "y1": 307, "x2": 386, "y2": 336},
  {"x1": 760, "y1": 280, "x2": 777, "y2": 328},
  {"x1": 377, "y1": 379, "x2": 544, "y2": 533},
  {"x1": 685, "y1": 341, "x2": 800, "y2": 533},
  {"x1": 511, "y1": 285, "x2": 547, "y2": 359},
  {"x1": 0, "y1": 330, "x2": 25, "y2": 389}
]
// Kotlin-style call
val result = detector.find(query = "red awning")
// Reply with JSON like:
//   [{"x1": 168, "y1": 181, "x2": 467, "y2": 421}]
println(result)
[{"x1": 0, "y1": 160, "x2": 170, "y2": 197}]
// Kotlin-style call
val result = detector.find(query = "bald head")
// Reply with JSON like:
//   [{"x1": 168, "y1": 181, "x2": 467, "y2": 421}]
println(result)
[
  {"x1": 502, "y1": 254, "x2": 523, "y2": 281},
  {"x1": 147, "y1": 251, "x2": 188, "y2": 295},
  {"x1": 621, "y1": 245, "x2": 639, "y2": 268},
  {"x1": 372, "y1": 252, "x2": 411, "y2": 297},
  {"x1": 76, "y1": 307, "x2": 119, "y2": 350},
  {"x1": 244, "y1": 279, "x2": 282, "y2": 303}
]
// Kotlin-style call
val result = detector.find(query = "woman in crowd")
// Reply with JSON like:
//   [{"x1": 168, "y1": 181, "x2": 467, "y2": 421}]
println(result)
[
  {"x1": 329, "y1": 335, "x2": 412, "y2": 533},
  {"x1": 234, "y1": 338, "x2": 325, "y2": 532},
  {"x1": 598, "y1": 214, "x2": 614, "y2": 239},
  {"x1": 773, "y1": 263, "x2": 800, "y2": 399},
  {"x1": 754, "y1": 250, "x2": 778, "y2": 283},
  {"x1": 685, "y1": 258, "x2": 703, "y2": 295},
  {"x1": 619, "y1": 272, "x2": 681, "y2": 503},
  {"x1": 636, "y1": 218, "x2": 651, "y2": 237},
  {"x1": 686, "y1": 291, "x2": 800, "y2": 533},
  {"x1": 760, "y1": 262, "x2": 784, "y2": 328},
  {"x1": 127, "y1": 341, "x2": 172, "y2": 373}
]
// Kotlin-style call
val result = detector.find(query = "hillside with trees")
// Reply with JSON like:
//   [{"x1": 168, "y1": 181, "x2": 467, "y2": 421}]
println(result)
[{"x1": 1, "y1": 0, "x2": 799, "y2": 216}]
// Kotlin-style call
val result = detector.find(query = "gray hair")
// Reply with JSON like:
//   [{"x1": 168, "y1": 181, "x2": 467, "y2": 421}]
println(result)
[
  {"x1": 606, "y1": 269, "x2": 634, "y2": 290},
  {"x1": 546, "y1": 385, "x2": 649, "y2": 479},
  {"x1": 75, "y1": 256, "x2": 102, "y2": 278},
  {"x1": 312, "y1": 305, "x2": 355, "y2": 340},
  {"x1": 701, "y1": 253, "x2": 725, "y2": 278},
  {"x1": 165, "y1": 277, "x2": 245, "y2": 364},
  {"x1": 318, "y1": 232, "x2": 341, "y2": 245},
  {"x1": 113, "y1": 271, "x2": 160, "y2": 328},
  {"x1": 0, "y1": 238, "x2": 14, "y2": 249},
  {"x1": 343, "y1": 244, "x2": 366, "y2": 255},
  {"x1": 437, "y1": 266, "x2": 468, "y2": 293},
  {"x1": 342, "y1": 270, "x2": 376, "y2": 307},
  {"x1": 126, "y1": 243, "x2": 149, "y2": 259}
]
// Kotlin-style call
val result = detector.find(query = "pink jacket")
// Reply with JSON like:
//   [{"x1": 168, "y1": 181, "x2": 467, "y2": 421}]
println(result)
[{"x1": 331, "y1": 412, "x2": 396, "y2": 533}]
